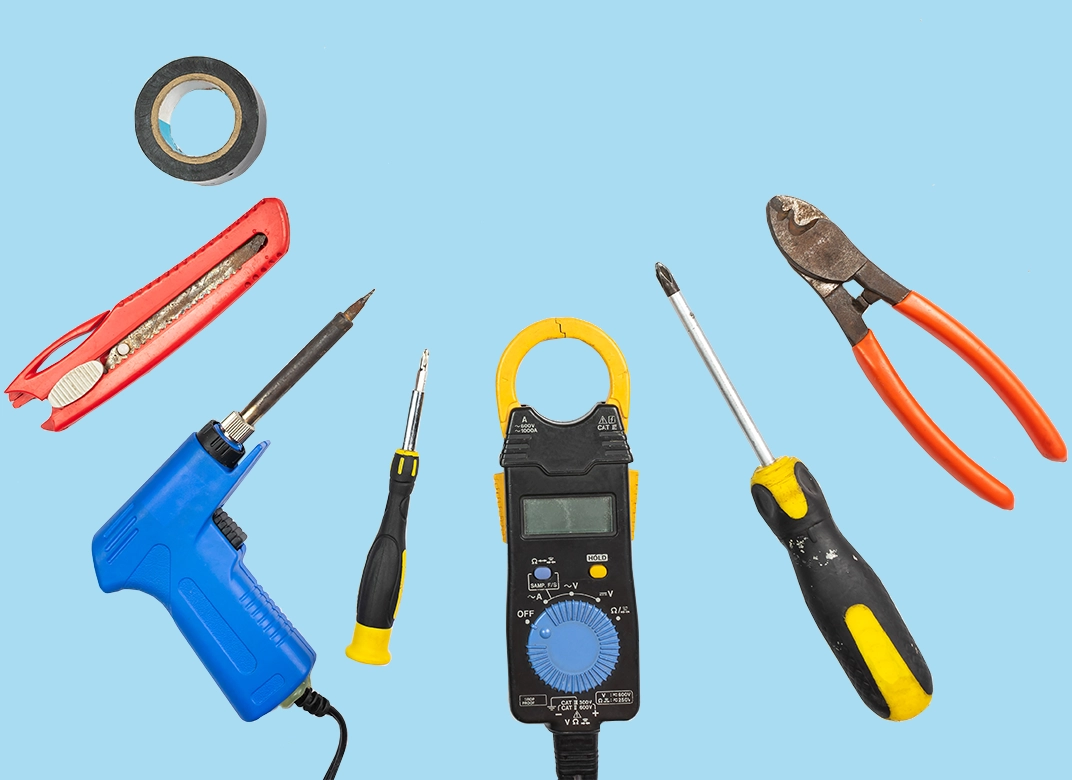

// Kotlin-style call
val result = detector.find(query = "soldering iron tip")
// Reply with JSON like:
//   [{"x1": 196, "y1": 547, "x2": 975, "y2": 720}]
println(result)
[
  {"x1": 655, "y1": 263, "x2": 679, "y2": 296},
  {"x1": 343, "y1": 290, "x2": 375, "y2": 322}
]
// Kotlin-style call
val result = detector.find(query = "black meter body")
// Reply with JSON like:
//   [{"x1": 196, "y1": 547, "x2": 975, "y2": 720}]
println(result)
[
  {"x1": 500, "y1": 402, "x2": 639, "y2": 729},
  {"x1": 493, "y1": 318, "x2": 640, "y2": 779}
]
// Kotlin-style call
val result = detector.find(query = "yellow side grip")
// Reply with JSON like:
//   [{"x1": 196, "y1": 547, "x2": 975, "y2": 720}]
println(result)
[
  {"x1": 495, "y1": 318, "x2": 631, "y2": 437},
  {"x1": 628, "y1": 469, "x2": 639, "y2": 539},
  {"x1": 394, "y1": 550, "x2": 407, "y2": 619},
  {"x1": 750, "y1": 456, "x2": 809, "y2": 520},
  {"x1": 844, "y1": 604, "x2": 933, "y2": 721},
  {"x1": 494, "y1": 472, "x2": 507, "y2": 543},
  {"x1": 345, "y1": 623, "x2": 393, "y2": 666},
  {"x1": 395, "y1": 450, "x2": 419, "y2": 476}
]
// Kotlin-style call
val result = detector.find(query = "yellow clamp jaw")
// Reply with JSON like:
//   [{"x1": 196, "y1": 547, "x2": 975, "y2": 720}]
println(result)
[
  {"x1": 494, "y1": 317, "x2": 631, "y2": 437},
  {"x1": 493, "y1": 318, "x2": 637, "y2": 542}
]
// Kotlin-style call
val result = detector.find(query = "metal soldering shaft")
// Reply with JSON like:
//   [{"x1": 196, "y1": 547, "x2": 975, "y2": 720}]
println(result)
[
  {"x1": 241, "y1": 291, "x2": 374, "y2": 426},
  {"x1": 655, "y1": 263, "x2": 774, "y2": 466},
  {"x1": 220, "y1": 291, "x2": 374, "y2": 444}
]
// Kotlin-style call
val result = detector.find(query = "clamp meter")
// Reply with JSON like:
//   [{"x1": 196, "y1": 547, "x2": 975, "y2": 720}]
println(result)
[{"x1": 494, "y1": 318, "x2": 639, "y2": 780}]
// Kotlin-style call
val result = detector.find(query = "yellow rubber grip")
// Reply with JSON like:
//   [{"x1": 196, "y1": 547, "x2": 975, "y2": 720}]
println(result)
[
  {"x1": 750, "y1": 456, "x2": 808, "y2": 519},
  {"x1": 845, "y1": 604, "x2": 933, "y2": 721},
  {"x1": 629, "y1": 469, "x2": 639, "y2": 539},
  {"x1": 494, "y1": 318, "x2": 630, "y2": 437},
  {"x1": 494, "y1": 472, "x2": 507, "y2": 543},
  {"x1": 394, "y1": 550, "x2": 407, "y2": 619},
  {"x1": 345, "y1": 623, "x2": 393, "y2": 666}
]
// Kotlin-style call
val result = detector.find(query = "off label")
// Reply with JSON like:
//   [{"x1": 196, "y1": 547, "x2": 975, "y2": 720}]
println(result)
[{"x1": 596, "y1": 414, "x2": 620, "y2": 432}]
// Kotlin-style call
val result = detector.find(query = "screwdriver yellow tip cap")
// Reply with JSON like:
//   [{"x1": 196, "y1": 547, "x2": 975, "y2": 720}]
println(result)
[{"x1": 345, "y1": 623, "x2": 392, "y2": 666}]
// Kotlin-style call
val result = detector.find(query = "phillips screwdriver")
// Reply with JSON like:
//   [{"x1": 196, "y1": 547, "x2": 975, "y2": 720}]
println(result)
[
  {"x1": 346, "y1": 349, "x2": 428, "y2": 665},
  {"x1": 655, "y1": 263, "x2": 932, "y2": 721}
]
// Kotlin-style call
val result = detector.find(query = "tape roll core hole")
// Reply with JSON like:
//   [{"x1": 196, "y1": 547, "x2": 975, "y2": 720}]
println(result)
[
  {"x1": 156, "y1": 81, "x2": 238, "y2": 158},
  {"x1": 515, "y1": 340, "x2": 610, "y2": 424}
]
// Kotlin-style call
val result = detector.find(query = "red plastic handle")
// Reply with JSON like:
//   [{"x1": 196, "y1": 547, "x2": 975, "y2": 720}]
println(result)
[
  {"x1": 894, "y1": 292, "x2": 1066, "y2": 462},
  {"x1": 6, "y1": 311, "x2": 108, "y2": 407},
  {"x1": 853, "y1": 330, "x2": 1015, "y2": 509},
  {"x1": 6, "y1": 198, "x2": 290, "y2": 430}
]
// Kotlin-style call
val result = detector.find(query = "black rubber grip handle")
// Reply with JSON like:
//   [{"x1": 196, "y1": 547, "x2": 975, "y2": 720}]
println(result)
[
  {"x1": 751, "y1": 458, "x2": 933, "y2": 720},
  {"x1": 355, "y1": 451, "x2": 417, "y2": 630}
]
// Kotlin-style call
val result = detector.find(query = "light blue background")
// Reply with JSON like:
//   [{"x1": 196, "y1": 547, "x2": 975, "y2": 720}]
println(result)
[{"x1": 1, "y1": 3, "x2": 1067, "y2": 778}]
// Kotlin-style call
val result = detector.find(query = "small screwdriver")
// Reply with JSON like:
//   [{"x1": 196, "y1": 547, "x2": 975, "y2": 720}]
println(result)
[
  {"x1": 346, "y1": 349, "x2": 428, "y2": 665},
  {"x1": 655, "y1": 263, "x2": 933, "y2": 721}
]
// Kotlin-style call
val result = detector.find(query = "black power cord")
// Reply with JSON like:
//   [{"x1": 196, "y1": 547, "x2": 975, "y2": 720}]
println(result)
[
  {"x1": 551, "y1": 730, "x2": 599, "y2": 780},
  {"x1": 295, "y1": 688, "x2": 348, "y2": 780}
]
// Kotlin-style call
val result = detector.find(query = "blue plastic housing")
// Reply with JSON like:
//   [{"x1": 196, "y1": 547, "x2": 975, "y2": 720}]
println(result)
[{"x1": 91, "y1": 434, "x2": 316, "y2": 722}]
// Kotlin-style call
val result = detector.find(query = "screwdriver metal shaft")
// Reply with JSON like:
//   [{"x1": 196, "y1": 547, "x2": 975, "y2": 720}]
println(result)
[
  {"x1": 655, "y1": 263, "x2": 774, "y2": 465},
  {"x1": 402, "y1": 350, "x2": 429, "y2": 452}
]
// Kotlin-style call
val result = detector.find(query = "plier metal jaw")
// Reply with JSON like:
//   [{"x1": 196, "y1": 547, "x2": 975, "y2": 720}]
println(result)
[{"x1": 766, "y1": 195, "x2": 1066, "y2": 510}]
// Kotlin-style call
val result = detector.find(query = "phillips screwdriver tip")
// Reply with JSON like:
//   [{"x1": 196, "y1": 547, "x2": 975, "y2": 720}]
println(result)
[
  {"x1": 343, "y1": 290, "x2": 375, "y2": 322},
  {"x1": 654, "y1": 263, "x2": 679, "y2": 297}
]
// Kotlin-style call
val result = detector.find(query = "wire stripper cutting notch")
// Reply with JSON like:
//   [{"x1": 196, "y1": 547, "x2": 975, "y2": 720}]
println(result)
[{"x1": 766, "y1": 195, "x2": 1066, "y2": 509}]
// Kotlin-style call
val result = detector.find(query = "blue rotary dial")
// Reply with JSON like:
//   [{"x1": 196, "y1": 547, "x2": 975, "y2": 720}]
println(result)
[{"x1": 527, "y1": 600, "x2": 620, "y2": 693}]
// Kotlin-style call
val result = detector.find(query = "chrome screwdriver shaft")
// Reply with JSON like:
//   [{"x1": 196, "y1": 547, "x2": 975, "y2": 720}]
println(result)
[
  {"x1": 655, "y1": 263, "x2": 774, "y2": 466},
  {"x1": 401, "y1": 350, "x2": 428, "y2": 451}
]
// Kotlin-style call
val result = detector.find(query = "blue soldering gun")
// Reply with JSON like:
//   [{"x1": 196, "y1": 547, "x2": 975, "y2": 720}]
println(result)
[
  {"x1": 92, "y1": 432, "x2": 307, "y2": 721},
  {"x1": 91, "y1": 292, "x2": 373, "y2": 778}
]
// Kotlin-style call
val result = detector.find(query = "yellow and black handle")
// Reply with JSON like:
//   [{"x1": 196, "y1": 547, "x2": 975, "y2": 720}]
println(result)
[
  {"x1": 345, "y1": 449, "x2": 418, "y2": 665},
  {"x1": 750, "y1": 457, "x2": 932, "y2": 721}
]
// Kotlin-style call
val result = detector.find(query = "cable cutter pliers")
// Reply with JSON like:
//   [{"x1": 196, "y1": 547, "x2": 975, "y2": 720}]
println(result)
[{"x1": 766, "y1": 195, "x2": 1065, "y2": 509}]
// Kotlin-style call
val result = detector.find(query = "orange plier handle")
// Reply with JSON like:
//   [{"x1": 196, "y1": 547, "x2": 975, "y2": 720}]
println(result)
[
  {"x1": 767, "y1": 195, "x2": 1066, "y2": 509},
  {"x1": 855, "y1": 292, "x2": 1065, "y2": 509}
]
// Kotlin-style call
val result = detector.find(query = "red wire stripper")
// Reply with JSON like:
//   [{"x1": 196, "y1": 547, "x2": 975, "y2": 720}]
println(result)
[
  {"x1": 6, "y1": 198, "x2": 289, "y2": 431},
  {"x1": 766, "y1": 195, "x2": 1065, "y2": 510}
]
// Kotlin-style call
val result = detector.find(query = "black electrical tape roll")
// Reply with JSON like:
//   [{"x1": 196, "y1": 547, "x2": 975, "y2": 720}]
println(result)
[{"x1": 134, "y1": 56, "x2": 266, "y2": 186}]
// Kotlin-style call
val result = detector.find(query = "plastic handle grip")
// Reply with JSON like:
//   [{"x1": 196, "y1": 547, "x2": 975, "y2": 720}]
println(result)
[
  {"x1": 8, "y1": 311, "x2": 109, "y2": 386},
  {"x1": 346, "y1": 451, "x2": 417, "y2": 665},
  {"x1": 7, "y1": 198, "x2": 290, "y2": 431},
  {"x1": 92, "y1": 433, "x2": 315, "y2": 722},
  {"x1": 853, "y1": 330, "x2": 1015, "y2": 509},
  {"x1": 751, "y1": 458, "x2": 933, "y2": 721},
  {"x1": 893, "y1": 291, "x2": 1066, "y2": 462}
]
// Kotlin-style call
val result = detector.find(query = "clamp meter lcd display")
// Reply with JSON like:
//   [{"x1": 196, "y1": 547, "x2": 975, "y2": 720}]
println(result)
[{"x1": 494, "y1": 319, "x2": 639, "y2": 779}]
